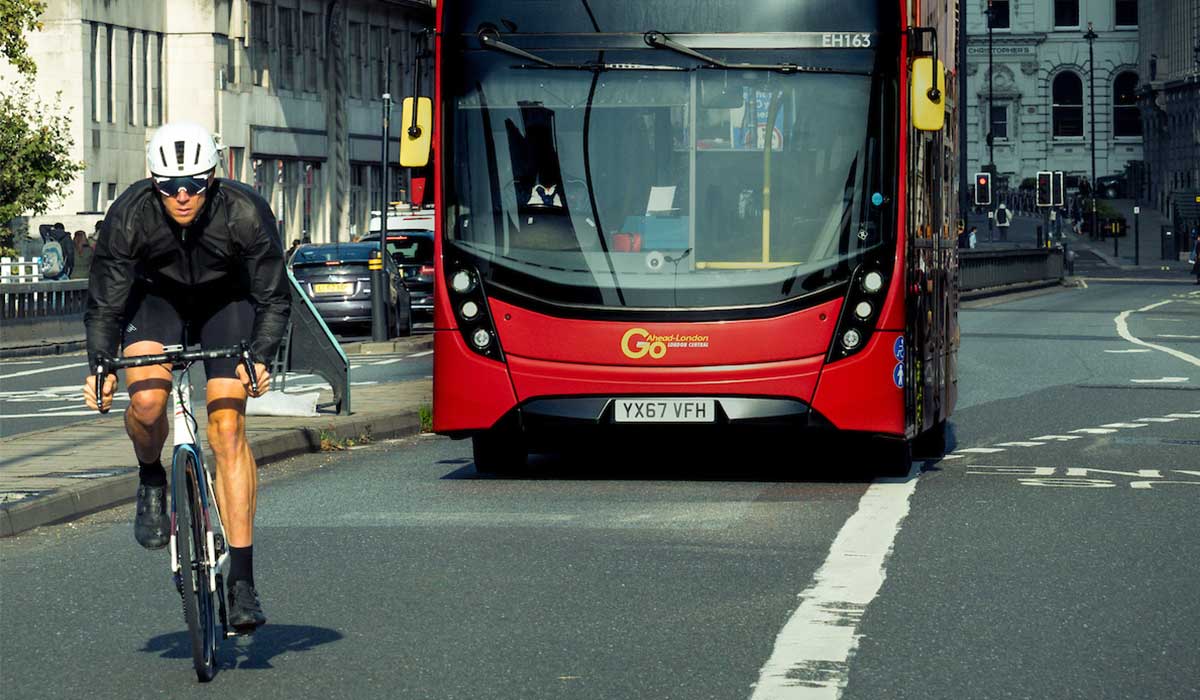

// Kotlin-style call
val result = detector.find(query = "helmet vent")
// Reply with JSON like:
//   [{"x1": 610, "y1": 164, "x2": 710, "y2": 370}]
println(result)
[
  {"x1": 194, "y1": 143, "x2": 202, "y2": 165},
  {"x1": 174, "y1": 140, "x2": 186, "y2": 170},
  {"x1": 158, "y1": 146, "x2": 168, "y2": 169}
]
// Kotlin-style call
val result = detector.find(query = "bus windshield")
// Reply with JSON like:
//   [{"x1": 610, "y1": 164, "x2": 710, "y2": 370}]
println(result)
[{"x1": 443, "y1": 32, "x2": 896, "y2": 311}]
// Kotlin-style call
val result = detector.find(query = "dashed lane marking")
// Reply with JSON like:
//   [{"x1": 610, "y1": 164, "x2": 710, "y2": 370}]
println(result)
[
  {"x1": 0, "y1": 361, "x2": 89, "y2": 381},
  {"x1": 1131, "y1": 377, "x2": 1190, "y2": 384},
  {"x1": 946, "y1": 409, "x2": 1200, "y2": 460},
  {"x1": 1105, "y1": 349, "x2": 1152, "y2": 354},
  {"x1": 750, "y1": 466, "x2": 919, "y2": 699},
  {"x1": 407, "y1": 350, "x2": 434, "y2": 358}
]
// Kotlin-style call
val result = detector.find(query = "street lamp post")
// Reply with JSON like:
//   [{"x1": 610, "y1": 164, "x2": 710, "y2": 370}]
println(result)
[
  {"x1": 986, "y1": 0, "x2": 995, "y2": 242},
  {"x1": 1084, "y1": 22, "x2": 1098, "y2": 249}
]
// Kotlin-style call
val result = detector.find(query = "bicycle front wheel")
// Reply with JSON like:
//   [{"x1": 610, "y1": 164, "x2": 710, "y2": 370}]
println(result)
[{"x1": 175, "y1": 452, "x2": 218, "y2": 682}]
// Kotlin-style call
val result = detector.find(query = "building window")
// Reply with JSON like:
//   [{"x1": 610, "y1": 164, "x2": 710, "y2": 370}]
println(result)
[
  {"x1": 278, "y1": 7, "x2": 295, "y2": 90},
  {"x1": 990, "y1": 104, "x2": 1008, "y2": 140},
  {"x1": 390, "y1": 28, "x2": 407, "y2": 98},
  {"x1": 1114, "y1": 0, "x2": 1137, "y2": 27},
  {"x1": 1052, "y1": 72, "x2": 1083, "y2": 137},
  {"x1": 370, "y1": 25, "x2": 384, "y2": 96},
  {"x1": 250, "y1": 1, "x2": 270, "y2": 87},
  {"x1": 348, "y1": 22, "x2": 363, "y2": 97},
  {"x1": 988, "y1": 0, "x2": 1010, "y2": 29},
  {"x1": 141, "y1": 31, "x2": 149, "y2": 124},
  {"x1": 302, "y1": 162, "x2": 315, "y2": 236},
  {"x1": 302, "y1": 12, "x2": 320, "y2": 92},
  {"x1": 127, "y1": 29, "x2": 136, "y2": 126},
  {"x1": 154, "y1": 34, "x2": 164, "y2": 125},
  {"x1": 1054, "y1": 0, "x2": 1079, "y2": 28},
  {"x1": 105, "y1": 25, "x2": 114, "y2": 122},
  {"x1": 1112, "y1": 72, "x2": 1141, "y2": 137},
  {"x1": 90, "y1": 24, "x2": 100, "y2": 122}
]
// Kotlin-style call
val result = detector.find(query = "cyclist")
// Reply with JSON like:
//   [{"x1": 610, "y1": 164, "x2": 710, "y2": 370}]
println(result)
[{"x1": 82, "y1": 121, "x2": 290, "y2": 633}]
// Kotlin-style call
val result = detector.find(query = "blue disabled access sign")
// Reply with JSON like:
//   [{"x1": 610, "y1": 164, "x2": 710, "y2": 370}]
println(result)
[{"x1": 893, "y1": 336, "x2": 905, "y2": 362}]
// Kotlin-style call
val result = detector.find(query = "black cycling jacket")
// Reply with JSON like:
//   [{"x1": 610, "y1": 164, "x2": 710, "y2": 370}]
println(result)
[{"x1": 85, "y1": 178, "x2": 290, "y2": 370}]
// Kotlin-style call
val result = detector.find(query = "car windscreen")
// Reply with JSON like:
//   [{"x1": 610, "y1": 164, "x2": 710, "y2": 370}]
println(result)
[{"x1": 291, "y1": 245, "x2": 375, "y2": 267}]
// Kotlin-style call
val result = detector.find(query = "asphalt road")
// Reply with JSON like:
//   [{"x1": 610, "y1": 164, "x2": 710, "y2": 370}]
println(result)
[
  {"x1": 1, "y1": 282, "x2": 1197, "y2": 699},
  {"x1": 0, "y1": 327, "x2": 434, "y2": 438}
]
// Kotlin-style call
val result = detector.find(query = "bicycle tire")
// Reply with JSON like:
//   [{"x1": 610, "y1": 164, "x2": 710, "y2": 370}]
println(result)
[{"x1": 176, "y1": 453, "x2": 218, "y2": 682}]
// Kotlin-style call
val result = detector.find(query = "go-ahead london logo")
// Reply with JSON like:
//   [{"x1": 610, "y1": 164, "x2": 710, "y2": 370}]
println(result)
[{"x1": 620, "y1": 328, "x2": 711, "y2": 360}]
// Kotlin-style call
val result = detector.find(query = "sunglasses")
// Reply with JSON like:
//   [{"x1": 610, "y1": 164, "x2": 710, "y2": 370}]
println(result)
[{"x1": 154, "y1": 174, "x2": 211, "y2": 197}]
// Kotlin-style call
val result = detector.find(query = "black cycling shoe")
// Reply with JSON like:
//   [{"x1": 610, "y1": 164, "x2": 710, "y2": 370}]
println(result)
[
  {"x1": 134, "y1": 483, "x2": 169, "y2": 550},
  {"x1": 227, "y1": 580, "x2": 267, "y2": 633}
]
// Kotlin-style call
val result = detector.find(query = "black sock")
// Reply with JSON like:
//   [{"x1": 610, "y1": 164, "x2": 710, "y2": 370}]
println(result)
[
  {"x1": 138, "y1": 459, "x2": 166, "y2": 487},
  {"x1": 229, "y1": 545, "x2": 254, "y2": 588}
]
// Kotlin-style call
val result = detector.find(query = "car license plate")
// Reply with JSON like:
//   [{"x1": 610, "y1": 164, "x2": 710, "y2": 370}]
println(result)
[
  {"x1": 313, "y1": 282, "x2": 353, "y2": 295},
  {"x1": 613, "y1": 398, "x2": 715, "y2": 423}
]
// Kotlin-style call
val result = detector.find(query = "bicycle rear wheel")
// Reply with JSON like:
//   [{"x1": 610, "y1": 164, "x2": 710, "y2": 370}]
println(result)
[{"x1": 175, "y1": 452, "x2": 218, "y2": 682}]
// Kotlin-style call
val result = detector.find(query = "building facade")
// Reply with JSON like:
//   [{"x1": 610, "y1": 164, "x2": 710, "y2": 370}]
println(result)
[
  {"x1": 4, "y1": 0, "x2": 434, "y2": 244},
  {"x1": 964, "y1": 0, "x2": 1142, "y2": 192},
  {"x1": 1136, "y1": 0, "x2": 1200, "y2": 230}
]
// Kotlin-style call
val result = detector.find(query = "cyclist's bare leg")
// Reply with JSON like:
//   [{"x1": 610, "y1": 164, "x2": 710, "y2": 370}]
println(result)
[
  {"x1": 122, "y1": 340, "x2": 171, "y2": 462},
  {"x1": 205, "y1": 377, "x2": 255, "y2": 547}
]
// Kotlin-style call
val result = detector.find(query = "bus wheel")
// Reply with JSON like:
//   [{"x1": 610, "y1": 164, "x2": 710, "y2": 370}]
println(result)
[
  {"x1": 472, "y1": 429, "x2": 527, "y2": 476},
  {"x1": 873, "y1": 437, "x2": 913, "y2": 478},
  {"x1": 912, "y1": 420, "x2": 947, "y2": 459}
]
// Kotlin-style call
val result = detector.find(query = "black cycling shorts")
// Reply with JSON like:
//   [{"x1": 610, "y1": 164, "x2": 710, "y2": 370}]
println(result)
[{"x1": 121, "y1": 289, "x2": 254, "y2": 380}]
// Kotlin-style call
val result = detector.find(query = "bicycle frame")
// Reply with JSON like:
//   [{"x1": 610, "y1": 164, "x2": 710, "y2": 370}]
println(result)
[{"x1": 165, "y1": 362, "x2": 231, "y2": 637}]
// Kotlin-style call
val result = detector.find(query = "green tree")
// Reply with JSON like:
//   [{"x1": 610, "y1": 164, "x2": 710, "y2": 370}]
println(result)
[{"x1": 1, "y1": 0, "x2": 82, "y2": 256}]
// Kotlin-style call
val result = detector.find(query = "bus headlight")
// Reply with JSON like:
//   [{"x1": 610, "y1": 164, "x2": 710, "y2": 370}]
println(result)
[
  {"x1": 460, "y1": 300, "x2": 479, "y2": 320},
  {"x1": 841, "y1": 329, "x2": 862, "y2": 350},
  {"x1": 863, "y1": 271, "x2": 884, "y2": 293},
  {"x1": 472, "y1": 328, "x2": 492, "y2": 349},
  {"x1": 854, "y1": 301, "x2": 873, "y2": 319},
  {"x1": 451, "y1": 269, "x2": 474, "y2": 293}
]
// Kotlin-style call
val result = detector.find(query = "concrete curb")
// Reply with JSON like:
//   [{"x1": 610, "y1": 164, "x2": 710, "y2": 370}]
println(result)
[
  {"x1": 960, "y1": 278, "x2": 1068, "y2": 302},
  {"x1": 0, "y1": 339, "x2": 87, "y2": 359},
  {"x1": 0, "y1": 408, "x2": 425, "y2": 538},
  {"x1": 340, "y1": 334, "x2": 434, "y2": 355}
]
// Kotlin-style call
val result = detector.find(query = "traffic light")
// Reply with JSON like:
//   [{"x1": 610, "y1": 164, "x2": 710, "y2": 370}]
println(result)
[
  {"x1": 1036, "y1": 171, "x2": 1053, "y2": 207},
  {"x1": 1053, "y1": 171, "x2": 1065, "y2": 207},
  {"x1": 974, "y1": 172, "x2": 992, "y2": 206}
]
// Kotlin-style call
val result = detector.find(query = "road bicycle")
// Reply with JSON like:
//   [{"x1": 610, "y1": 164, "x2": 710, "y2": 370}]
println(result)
[{"x1": 94, "y1": 342, "x2": 259, "y2": 682}]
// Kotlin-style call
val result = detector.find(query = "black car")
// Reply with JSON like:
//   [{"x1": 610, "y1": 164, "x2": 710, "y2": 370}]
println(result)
[
  {"x1": 290, "y1": 243, "x2": 412, "y2": 336},
  {"x1": 359, "y1": 231, "x2": 434, "y2": 317}
]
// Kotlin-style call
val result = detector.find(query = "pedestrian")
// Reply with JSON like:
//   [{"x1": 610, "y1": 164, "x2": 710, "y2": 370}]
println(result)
[
  {"x1": 1190, "y1": 234, "x2": 1199, "y2": 285},
  {"x1": 70, "y1": 230, "x2": 93, "y2": 279},
  {"x1": 968, "y1": 225, "x2": 978, "y2": 249},
  {"x1": 286, "y1": 238, "x2": 301, "y2": 261}
]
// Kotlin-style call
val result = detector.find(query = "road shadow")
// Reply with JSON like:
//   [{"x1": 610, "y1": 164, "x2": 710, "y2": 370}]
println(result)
[
  {"x1": 141, "y1": 623, "x2": 342, "y2": 672},
  {"x1": 440, "y1": 429, "x2": 951, "y2": 484}
]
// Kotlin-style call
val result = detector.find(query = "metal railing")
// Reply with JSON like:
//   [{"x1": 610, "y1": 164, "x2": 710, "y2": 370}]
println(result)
[
  {"x1": 959, "y1": 248, "x2": 1064, "y2": 291},
  {"x1": 1, "y1": 279, "x2": 89, "y2": 320}
]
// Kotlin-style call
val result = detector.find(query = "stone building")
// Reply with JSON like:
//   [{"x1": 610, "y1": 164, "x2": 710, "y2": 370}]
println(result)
[
  {"x1": 2, "y1": 0, "x2": 434, "y2": 244},
  {"x1": 964, "y1": 0, "x2": 1143, "y2": 192},
  {"x1": 1136, "y1": 0, "x2": 1200, "y2": 234}
]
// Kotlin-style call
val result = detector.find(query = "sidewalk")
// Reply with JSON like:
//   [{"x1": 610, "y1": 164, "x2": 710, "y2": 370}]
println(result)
[{"x1": 0, "y1": 336, "x2": 434, "y2": 537}]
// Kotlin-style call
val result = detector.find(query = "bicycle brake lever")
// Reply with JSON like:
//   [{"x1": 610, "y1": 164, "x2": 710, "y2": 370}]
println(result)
[
  {"x1": 95, "y1": 361, "x2": 110, "y2": 414},
  {"x1": 240, "y1": 345, "x2": 260, "y2": 395}
]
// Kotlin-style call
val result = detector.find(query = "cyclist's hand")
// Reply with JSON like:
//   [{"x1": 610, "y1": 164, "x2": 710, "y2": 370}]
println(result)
[
  {"x1": 84, "y1": 373, "x2": 117, "y2": 412},
  {"x1": 237, "y1": 362, "x2": 271, "y2": 398}
]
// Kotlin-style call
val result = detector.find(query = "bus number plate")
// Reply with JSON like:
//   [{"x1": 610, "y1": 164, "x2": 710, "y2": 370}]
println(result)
[{"x1": 614, "y1": 399, "x2": 715, "y2": 423}]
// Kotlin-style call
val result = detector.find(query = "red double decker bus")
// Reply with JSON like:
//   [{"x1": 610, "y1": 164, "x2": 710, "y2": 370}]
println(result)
[{"x1": 402, "y1": 1, "x2": 959, "y2": 475}]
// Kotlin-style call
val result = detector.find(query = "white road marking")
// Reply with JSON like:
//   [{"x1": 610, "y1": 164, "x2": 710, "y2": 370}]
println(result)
[
  {"x1": 0, "y1": 410, "x2": 102, "y2": 418},
  {"x1": 995, "y1": 441, "x2": 1046, "y2": 447},
  {"x1": 1030, "y1": 434, "x2": 1083, "y2": 441},
  {"x1": 750, "y1": 468, "x2": 919, "y2": 699},
  {"x1": 0, "y1": 361, "x2": 89, "y2": 380},
  {"x1": 954, "y1": 447, "x2": 1007, "y2": 454},
  {"x1": 1114, "y1": 300, "x2": 1200, "y2": 368},
  {"x1": 1165, "y1": 413, "x2": 1200, "y2": 419},
  {"x1": 371, "y1": 358, "x2": 405, "y2": 365},
  {"x1": 1136, "y1": 417, "x2": 1178, "y2": 423},
  {"x1": 1071, "y1": 427, "x2": 1118, "y2": 434},
  {"x1": 1131, "y1": 377, "x2": 1189, "y2": 384},
  {"x1": 1100, "y1": 422, "x2": 1148, "y2": 429},
  {"x1": 407, "y1": 350, "x2": 434, "y2": 358},
  {"x1": 1104, "y1": 349, "x2": 1152, "y2": 354},
  {"x1": 1157, "y1": 334, "x2": 1200, "y2": 339}
]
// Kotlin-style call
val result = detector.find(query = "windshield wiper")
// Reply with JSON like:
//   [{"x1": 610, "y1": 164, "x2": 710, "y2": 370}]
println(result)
[
  {"x1": 477, "y1": 27, "x2": 686, "y2": 71},
  {"x1": 643, "y1": 31, "x2": 873, "y2": 76}
]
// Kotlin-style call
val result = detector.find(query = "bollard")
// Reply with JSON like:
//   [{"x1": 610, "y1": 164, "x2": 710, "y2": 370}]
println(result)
[{"x1": 1036, "y1": 225, "x2": 1043, "y2": 249}]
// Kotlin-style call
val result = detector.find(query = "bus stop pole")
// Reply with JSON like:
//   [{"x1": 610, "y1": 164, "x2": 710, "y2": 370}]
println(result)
[
  {"x1": 371, "y1": 47, "x2": 392, "y2": 342},
  {"x1": 1134, "y1": 205, "x2": 1140, "y2": 266}
]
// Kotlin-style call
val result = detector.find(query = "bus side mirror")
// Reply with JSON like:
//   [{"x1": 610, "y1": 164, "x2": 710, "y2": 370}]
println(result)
[
  {"x1": 400, "y1": 97, "x2": 432, "y2": 168},
  {"x1": 910, "y1": 57, "x2": 945, "y2": 132}
]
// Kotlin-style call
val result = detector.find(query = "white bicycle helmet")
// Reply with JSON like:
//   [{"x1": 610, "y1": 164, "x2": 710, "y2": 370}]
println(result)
[{"x1": 146, "y1": 122, "x2": 220, "y2": 177}]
